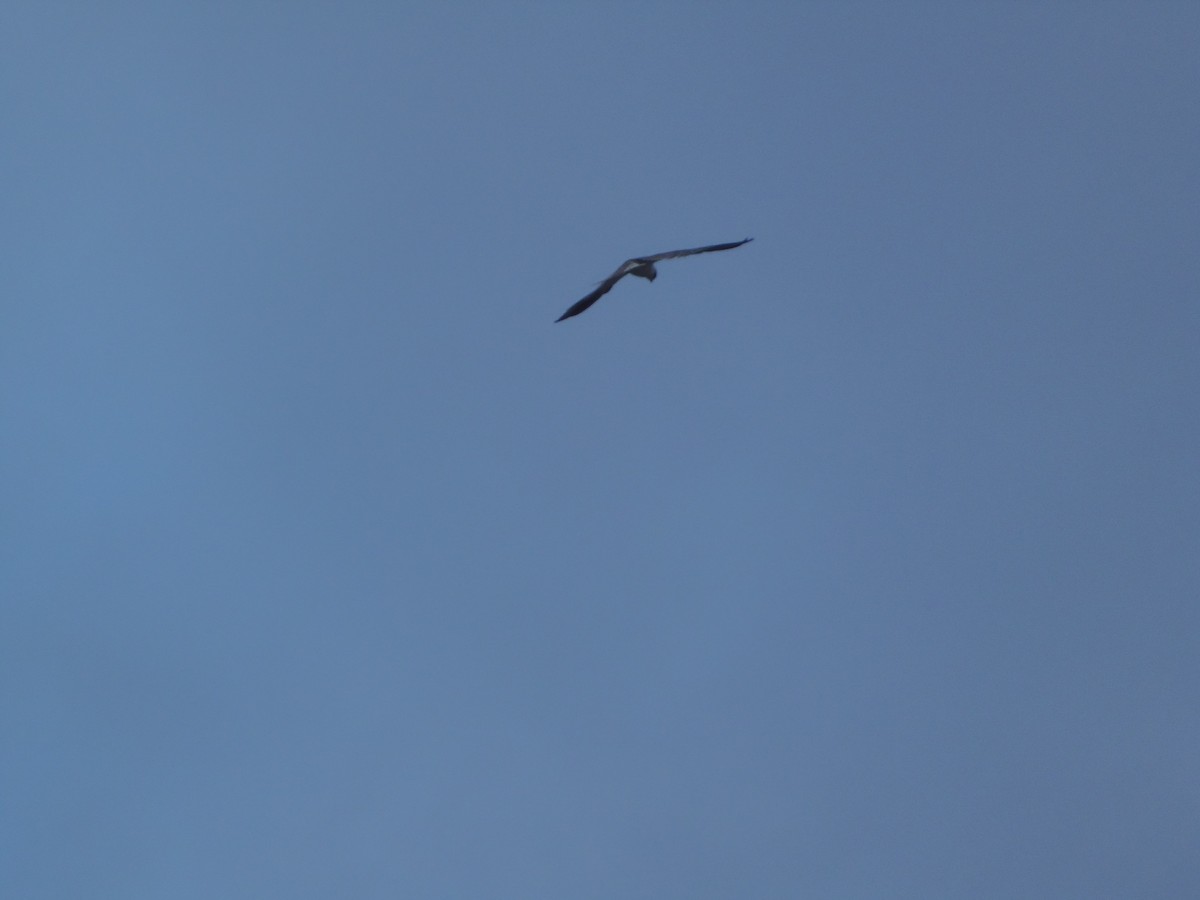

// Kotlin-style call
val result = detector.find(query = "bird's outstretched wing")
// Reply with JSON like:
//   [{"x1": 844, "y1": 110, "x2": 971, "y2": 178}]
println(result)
[
  {"x1": 554, "y1": 261, "x2": 639, "y2": 322},
  {"x1": 636, "y1": 237, "x2": 753, "y2": 264}
]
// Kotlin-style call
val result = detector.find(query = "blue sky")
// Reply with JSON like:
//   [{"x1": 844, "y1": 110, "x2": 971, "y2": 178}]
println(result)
[{"x1": 2, "y1": 3, "x2": 1198, "y2": 897}]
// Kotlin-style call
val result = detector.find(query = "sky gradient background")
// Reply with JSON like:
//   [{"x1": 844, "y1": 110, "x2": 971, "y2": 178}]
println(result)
[{"x1": 3, "y1": 3, "x2": 1198, "y2": 897}]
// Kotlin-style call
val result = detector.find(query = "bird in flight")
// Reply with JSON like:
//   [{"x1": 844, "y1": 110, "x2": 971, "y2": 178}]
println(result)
[{"x1": 554, "y1": 238, "x2": 753, "y2": 322}]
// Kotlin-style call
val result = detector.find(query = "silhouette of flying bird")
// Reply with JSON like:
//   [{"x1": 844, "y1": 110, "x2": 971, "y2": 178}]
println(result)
[{"x1": 555, "y1": 238, "x2": 753, "y2": 322}]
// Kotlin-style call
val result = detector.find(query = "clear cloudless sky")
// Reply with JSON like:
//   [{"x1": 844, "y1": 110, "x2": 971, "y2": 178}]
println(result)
[{"x1": 2, "y1": 3, "x2": 1198, "y2": 897}]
